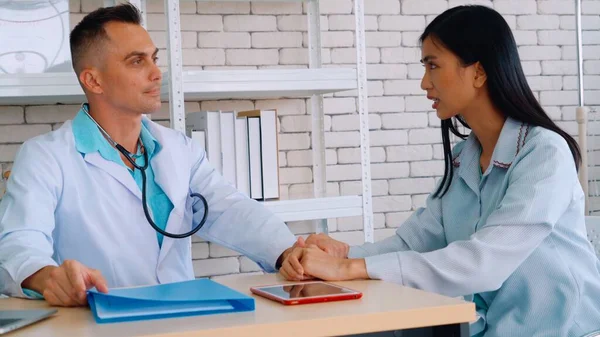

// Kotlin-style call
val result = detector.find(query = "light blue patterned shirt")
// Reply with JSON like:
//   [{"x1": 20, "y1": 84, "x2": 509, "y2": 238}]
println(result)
[{"x1": 349, "y1": 117, "x2": 600, "y2": 336}]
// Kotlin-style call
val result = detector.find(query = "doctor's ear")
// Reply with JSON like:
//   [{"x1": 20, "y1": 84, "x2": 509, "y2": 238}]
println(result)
[
  {"x1": 472, "y1": 61, "x2": 487, "y2": 88},
  {"x1": 79, "y1": 68, "x2": 104, "y2": 95}
]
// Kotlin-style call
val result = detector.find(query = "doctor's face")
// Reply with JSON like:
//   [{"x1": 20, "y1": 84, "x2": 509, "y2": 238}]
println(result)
[
  {"x1": 420, "y1": 36, "x2": 478, "y2": 120},
  {"x1": 96, "y1": 22, "x2": 162, "y2": 115}
]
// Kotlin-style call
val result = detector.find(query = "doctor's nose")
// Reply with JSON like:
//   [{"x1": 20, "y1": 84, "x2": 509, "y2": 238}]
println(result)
[{"x1": 150, "y1": 63, "x2": 162, "y2": 83}]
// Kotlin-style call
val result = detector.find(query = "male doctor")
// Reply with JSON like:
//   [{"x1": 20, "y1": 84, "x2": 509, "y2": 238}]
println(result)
[{"x1": 0, "y1": 4, "x2": 298, "y2": 306}]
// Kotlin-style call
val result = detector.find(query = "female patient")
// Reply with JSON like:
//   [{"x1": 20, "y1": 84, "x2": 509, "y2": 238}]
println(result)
[{"x1": 280, "y1": 5, "x2": 600, "y2": 337}]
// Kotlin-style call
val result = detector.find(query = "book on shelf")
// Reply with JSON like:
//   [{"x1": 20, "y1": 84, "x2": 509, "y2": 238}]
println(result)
[
  {"x1": 234, "y1": 114, "x2": 251, "y2": 197},
  {"x1": 186, "y1": 111, "x2": 222, "y2": 174},
  {"x1": 238, "y1": 109, "x2": 280, "y2": 201},
  {"x1": 246, "y1": 116, "x2": 263, "y2": 200},
  {"x1": 186, "y1": 109, "x2": 280, "y2": 201},
  {"x1": 219, "y1": 111, "x2": 237, "y2": 187}
]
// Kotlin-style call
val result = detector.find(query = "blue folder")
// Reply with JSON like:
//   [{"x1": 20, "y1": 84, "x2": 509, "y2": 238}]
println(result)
[{"x1": 86, "y1": 279, "x2": 255, "y2": 324}]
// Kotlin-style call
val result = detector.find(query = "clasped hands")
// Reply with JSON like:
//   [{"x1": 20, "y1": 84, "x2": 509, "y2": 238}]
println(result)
[{"x1": 279, "y1": 233, "x2": 367, "y2": 282}]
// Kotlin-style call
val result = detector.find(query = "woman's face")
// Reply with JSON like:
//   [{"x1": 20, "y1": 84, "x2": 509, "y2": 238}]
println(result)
[{"x1": 420, "y1": 36, "x2": 482, "y2": 120}]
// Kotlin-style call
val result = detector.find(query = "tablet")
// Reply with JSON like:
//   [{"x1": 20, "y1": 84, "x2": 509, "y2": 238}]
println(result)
[
  {"x1": 250, "y1": 281, "x2": 362, "y2": 305},
  {"x1": 0, "y1": 309, "x2": 57, "y2": 335}
]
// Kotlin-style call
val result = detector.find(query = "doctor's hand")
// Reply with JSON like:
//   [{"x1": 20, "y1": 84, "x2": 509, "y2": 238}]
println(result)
[
  {"x1": 21, "y1": 260, "x2": 109, "y2": 307},
  {"x1": 304, "y1": 233, "x2": 350, "y2": 258},
  {"x1": 280, "y1": 245, "x2": 368, "y2": 282}
]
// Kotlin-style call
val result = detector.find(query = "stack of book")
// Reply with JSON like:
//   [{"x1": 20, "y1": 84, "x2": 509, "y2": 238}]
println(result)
[{"x1": 186, "y1": 110, "x2": 280, "y2": 201}]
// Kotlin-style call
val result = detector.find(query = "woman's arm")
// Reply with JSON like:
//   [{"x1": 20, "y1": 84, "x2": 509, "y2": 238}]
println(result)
[
  {"x1": 362, "y1": 137, "x2": 576, "y2": 297},
  {"x1": 349, "y1": 187, "x2": 447, "y2": 258}
]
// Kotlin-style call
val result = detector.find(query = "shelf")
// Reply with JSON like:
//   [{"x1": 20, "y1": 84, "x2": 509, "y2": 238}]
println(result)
[
  {"x1": 162, "y1": 68, "x2": 357, "y2": 101},
  {"x1": 0, "y1": 68, "x2": 357, "y2": 105},
  {"x1": 0, "y1": 73, "x2": 83, "y2": 105},
  {"x1": 262, "y1": 196, "x2": 363, "y2": 222}
]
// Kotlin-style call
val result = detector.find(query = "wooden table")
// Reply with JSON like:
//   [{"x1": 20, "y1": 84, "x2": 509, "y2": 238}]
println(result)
[{"x1": 0, "y1": 274, "x2": 475, "y2": 337}]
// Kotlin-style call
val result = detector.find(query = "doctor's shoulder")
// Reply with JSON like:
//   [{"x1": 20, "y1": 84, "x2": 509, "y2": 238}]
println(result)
[
  {"x1": 5, "y1": 123, "x2": 70, "y2": 192},
  {"x1": 13, "y1": 122, "x2": 74, "y2": 163}
]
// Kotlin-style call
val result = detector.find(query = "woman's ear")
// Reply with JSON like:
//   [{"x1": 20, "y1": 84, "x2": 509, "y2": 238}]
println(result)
[{"x1": 473, "y1": 61, "x2": 487, "y2": 88}]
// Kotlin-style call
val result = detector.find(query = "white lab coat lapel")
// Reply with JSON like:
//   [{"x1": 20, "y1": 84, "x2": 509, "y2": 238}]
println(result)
[
  {"x1": 146, "y1": 121, "x2": 190, "y2": 263},
  {"x1": 83, "y1": 152, "x2": 142, "y2": 200}
]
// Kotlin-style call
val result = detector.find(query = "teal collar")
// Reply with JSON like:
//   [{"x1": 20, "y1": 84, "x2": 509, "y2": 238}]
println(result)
[{"x1": 72, "y1": 104, "x2": 160, "y2": 164}]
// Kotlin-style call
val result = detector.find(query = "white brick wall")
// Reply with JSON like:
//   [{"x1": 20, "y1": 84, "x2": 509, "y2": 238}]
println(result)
[
  {"x1": 224, "y1": 15, "x2": 277, "y2": 32},
  {"x1": 252, "y1": 32, "x2": 303, "y2": 48},
  {"x1": 198, "y1": 32, "x2": 251, "y2": 48},
  {"x1": 1, "y1": 0, "x2": 599, "y2": 278},
  {"x1": 278, "y1": 15, "x2": 329, "y2": 31},
  {"x1": 180, "y1": 15, "x2": 223, "y2": 32},
  {"x1": 196, "y1": 2, "x2": 249, "y2": 15},
  {"x1": 0, "y1": 107, "x2": 24, "y2": 125}
]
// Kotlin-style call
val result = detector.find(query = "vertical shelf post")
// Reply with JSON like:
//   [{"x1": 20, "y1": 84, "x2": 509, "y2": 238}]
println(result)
[
  {"x1": 307, "y1": 0, "x2": 328, "y2": 234},
  {"x1": 165, "y1": 0, "x2": 185, "y2": 133},
  {"x1": 575, "y1": 0, "x2": 589, "y2": 214},
  {"x1": 354, "y1": 0, "x2": 373, "y2": 243}
]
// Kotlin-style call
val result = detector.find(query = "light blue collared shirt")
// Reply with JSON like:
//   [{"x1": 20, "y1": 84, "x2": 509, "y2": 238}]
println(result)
[
  {"x1": 349, "y1": 118, "x2": 600, "y2": 337},
  {"x1": 72, "y1": 106, "x2": 173, "y2": 248}
]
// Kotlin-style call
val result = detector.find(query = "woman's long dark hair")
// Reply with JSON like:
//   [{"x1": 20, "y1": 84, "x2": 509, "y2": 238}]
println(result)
[{"x1": 422, "y1": 5, "x2": 581, "y2": 198}]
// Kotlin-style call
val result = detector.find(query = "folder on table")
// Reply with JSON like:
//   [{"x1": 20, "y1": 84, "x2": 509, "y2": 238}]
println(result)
[{"x1": 87, "y1": 279, "x2": 255, "y2": 324}]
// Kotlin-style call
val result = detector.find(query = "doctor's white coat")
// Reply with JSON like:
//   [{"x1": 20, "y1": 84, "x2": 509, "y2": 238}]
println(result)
[{"x1": 0, "y1": 117, "x2": 296, "y2": 297}]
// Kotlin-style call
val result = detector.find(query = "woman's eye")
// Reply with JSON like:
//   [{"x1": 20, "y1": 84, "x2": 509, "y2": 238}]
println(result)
[{"x1": 153, "y1": 57, "x2": 159, "y2": 64}]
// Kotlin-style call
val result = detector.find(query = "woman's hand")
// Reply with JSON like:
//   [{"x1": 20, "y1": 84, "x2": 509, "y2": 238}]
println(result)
[
  {"x1": 304, "y1": 233, "x2": 350, "y2": 258},
  {"x1": 280, "y1": 245, "x2": 368, "y2": 281}
]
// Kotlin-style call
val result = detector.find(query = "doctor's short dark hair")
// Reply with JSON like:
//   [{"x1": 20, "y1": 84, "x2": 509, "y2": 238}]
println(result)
[{"x1": 69, "y1": 3, "x2": 142, "y2": 74}]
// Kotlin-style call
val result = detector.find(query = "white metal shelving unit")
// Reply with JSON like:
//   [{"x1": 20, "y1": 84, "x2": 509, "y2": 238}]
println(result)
[
  {"x1": 0, "y1": 69, "x2": 356, "y2": 104},
  {"x1": 0, "y1": 0, "x2": 374, "y2": 242},
  {"x1": 162, "y1": 68, "x2": 358, "y2": 100},
  {"x1": 161, "y1": 0, "x2": 373, "y2": 242},
  {"x1": 0, "y1": 73, "x2": 84, "y2": 105}
]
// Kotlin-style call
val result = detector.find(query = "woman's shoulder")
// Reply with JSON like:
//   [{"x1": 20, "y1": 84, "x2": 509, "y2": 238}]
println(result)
[
  {"x1": 513, "y1": 124, "x2": 576, "y2": 172},
  {"x1": 519, "y1": 125, "x2": 572, "y2": 157}
]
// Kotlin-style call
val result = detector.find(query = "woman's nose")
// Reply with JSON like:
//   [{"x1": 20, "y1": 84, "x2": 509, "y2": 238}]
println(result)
[{"x1": 421, "y1": 71, "x2": 432, "y2": 91}]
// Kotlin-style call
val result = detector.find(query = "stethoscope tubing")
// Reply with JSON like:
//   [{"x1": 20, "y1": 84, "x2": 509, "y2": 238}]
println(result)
[{"x1": 83, "y1": 104, "x2": 208, "y2": 239}]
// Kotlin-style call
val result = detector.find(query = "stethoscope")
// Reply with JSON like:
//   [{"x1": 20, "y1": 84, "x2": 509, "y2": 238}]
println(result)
[{"x1": 82, "y1": 104, "x2": 208, "y2": 239}]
